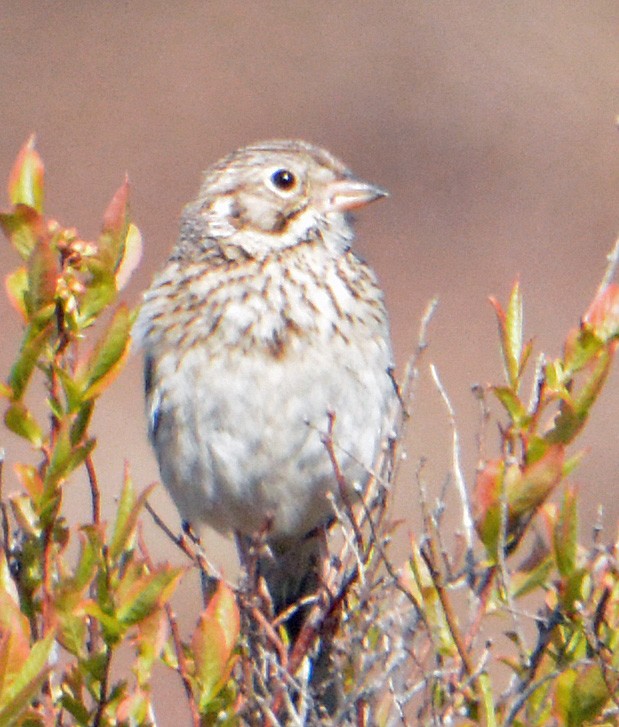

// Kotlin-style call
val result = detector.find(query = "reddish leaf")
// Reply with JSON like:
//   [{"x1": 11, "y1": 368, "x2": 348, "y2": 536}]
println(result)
[
  {"x1": 488, "y1": 295, "x2": 505, "y2": 330},
  {"x1": 583, "y1": 283, "x2": 619, "y2": 342},
  {"x1": 98, "y1": 177, "x2": 130, "y2": 274},
  {"x1": 191, "y1": 613, "x2": 229, "y2": 704},
  {"x1": 0, "y1": 588, "x2": 32, "y2": 685},
  {"x1": 203, "y1": 580, "x2": 240, "y2": 656},
  {"x1": 102, "y1": 176, "x2": 129, "y2": 238},
  {"x1": 26, "y1": 238, "x2": 58, "y2": 315},
  {"x1": 0, "y1": 633, "x2": 54, "y2": 725},
  {"x1": 473, "y1": 460, "x2": 504, "y2": 555},
  {"x1": 507, "y1": 444, "x2": 564, "y2": 521}
]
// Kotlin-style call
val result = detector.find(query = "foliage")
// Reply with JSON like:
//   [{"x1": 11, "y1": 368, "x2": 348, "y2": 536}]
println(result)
[
  {"x1": 0, "y1": 138, "x2": 238, "y2": 726},
  {"x1": 2, "y1": 137, "x2": 619, "y2": 725}
]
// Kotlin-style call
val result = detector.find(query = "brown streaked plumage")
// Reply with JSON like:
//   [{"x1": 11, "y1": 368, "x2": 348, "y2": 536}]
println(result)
[{"x1": 133, "y1": 140, "x2": 394, "y2": 699}]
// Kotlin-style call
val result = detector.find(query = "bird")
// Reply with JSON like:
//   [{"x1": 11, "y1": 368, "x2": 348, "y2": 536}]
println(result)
[{"x1": 133, "y1": 139, "x2": 394, "y2": 638}]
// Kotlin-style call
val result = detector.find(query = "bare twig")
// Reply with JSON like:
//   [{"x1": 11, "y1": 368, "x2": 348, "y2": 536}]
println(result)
[
  {"x1": 429, "y1": 364, "x2": 474, "y2": 557},
  {"x1": 85, "y1": 454, "x2": 100, "y2": 525},
  {"x1": 322, "y1": 411, "x2": 364, "y2": 550},
  {"x1": 0, "y1": 449, "x2": 10, "y2": 557},
  {"x1": 398, "y1": 297, "x2": 439, "y2": 421}
]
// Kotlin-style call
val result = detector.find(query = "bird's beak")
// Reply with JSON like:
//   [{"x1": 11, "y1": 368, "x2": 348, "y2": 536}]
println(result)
[{"x1": 320, "y1": 179, "x2": 389, "y2": 213}]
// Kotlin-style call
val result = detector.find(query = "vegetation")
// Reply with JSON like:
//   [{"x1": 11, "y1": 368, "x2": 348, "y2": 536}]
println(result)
[{"x1": 1, "y1": 138, "x2": 618, "y2": 725}]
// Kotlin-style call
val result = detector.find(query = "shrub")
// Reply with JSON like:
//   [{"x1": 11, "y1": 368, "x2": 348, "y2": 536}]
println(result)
[{"x1": 1, "y1": 138, "x2": 618, "y2": 725}]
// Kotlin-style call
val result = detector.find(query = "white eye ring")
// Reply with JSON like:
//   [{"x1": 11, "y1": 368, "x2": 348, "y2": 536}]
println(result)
[{"x1": 267, "y1": 168, "x2": 299, "y2": 195}]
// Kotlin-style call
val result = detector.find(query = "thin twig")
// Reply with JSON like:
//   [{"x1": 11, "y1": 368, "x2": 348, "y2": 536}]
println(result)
[
  {"x1": 91, "y1": 645, "x2": 112, "y2": 727},
  {"x1": 418, "y1": 537, "x2": 475, "y2": 679},
  {"x1": 167, "y1": 603, "x2": 201, "y2": 727},
  {"x1": 429, "y1": 364, "x2": 474, "y2": 555},
  {"x1": 0, "y1": 449, "x2": 10, "y2": 557},
  {"x1": 323, "y1": 411, "x2": 364, "y2": 550},
  {"x1": 399, "y1": 297, "x2": 439, "y2": 420},
  {"x1": 85, "y1": 454, "x2": 100, "y2": 525},
  {"x1": 144, "y1": 500, "x2": 191, "y2": 555}
]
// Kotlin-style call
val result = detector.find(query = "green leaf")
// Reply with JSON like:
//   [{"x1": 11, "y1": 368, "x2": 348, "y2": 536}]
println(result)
[
  {"x1": 192, "y1": 614, "x2": 230, "y2": 708},
  {"x1": 572, "y1": 347, "x2": 613, "y2": 418},
  {"x1": 7, "y1": 136, "x2": 44, "y2": 213},
  {"x1": 115, "y1": 222, "x2": 142, "y2": 290},
  {"x1": 117, "y1": 567, "x2": 182, "y2": 626},
  {"x1": 4, "y1": 268, "x2": 28, "y2": 319},
  {"x1": 507, "y1": 444, "x2": 564, "y2": 521},
  {"x1": 563, "y1": 327, "x2": 604, "y2": 378},
  {"x1": 554, "y1": 668, "x2": 576, "y2": 724},
  {"x1": 0, "y1": 206, "x2": 43, "y2": 261},
  {"x1": 511, "y1": 549, "x2": 553, "y2": 599},
  {"x1": 191, "y1": 583, "x2": 240, "y2": 709},
  {"x1": 78, "y1": 304, "x2": 132, "y2": 400},
  {"x1": 203, "y1": 580, "x2": 240, "y2": 656},
  {"x1": 493, "y1": 386, "x2": 529, "y2": 426},
  {"x1": 44, "y1": 419, "x2": 96, "y2": 492},
  {"x1": 554, "y1": 487, "x2": 578, "y2": 577},
  {"x1": 0, "y1": 632, "x2": 54, "y2": 727},
  {"x1": 473, "y1": 460, "x2": 504, "y2": 558},
  {"x1": 82, "y1": 602, "x2": 124, "y2": 645},
  {"x1": 559, "y1": 567, "x2": 587, "y2": 614},
  {"x1": 525, "y1": 436, "x2": 550, "y2": 465},
  {"x1": 547, "y1": 347, "x2": 612, "y2": 444},
  {"x1": 4, "y1": 403, "x2": 43, "y2": 447},
  {"x1": 134, "y1": 611, "x2": 167, "y2": 686},
  {"x1": 8, "y1": 315, "x2": 54, "y2": 401},
  {"x1": 407, "y1": 542, "x2": 457, "y2": 656},
  {"x1": 109, "y1": 468, "x2": 155, "y2": 561},
  {"x1": 73, "y1": 527, "x2": 102, "y2": 590},
  {"x1": 56, "y1": 611, "x2": 88, "y2": 660},
  {"x1": 555, "y1": 666, "x2": 610, "y2": 725},
  {"x1": 58, "y1": 693, "x2": 91, "y2": 725},
  {"x1": 76, "y1": 264, "x2": 116, "y2": 326},
  {"x1": 54, "y1": 367, "x2": 85, "y2": 414},
  {"x1": 69, "y1": 401, "x2": 94, "y2": 445},
  {"x1": 81, "y1": 651, "x2": 112, "y2": 682},
  {"x1": 504, "y1": 280, "x2": 523, "y2": 388},
  {"x1": 477, "y1": 672, "x2": 497, "y2": 727},
  {"x1": 14, "y1": 463, "x2": 43, "y2": 501}
]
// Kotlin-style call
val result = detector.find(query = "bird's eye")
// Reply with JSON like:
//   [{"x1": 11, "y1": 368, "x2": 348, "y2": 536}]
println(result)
[{"x1": 270, "y1": 168, "x2": 297, "y2": 192}]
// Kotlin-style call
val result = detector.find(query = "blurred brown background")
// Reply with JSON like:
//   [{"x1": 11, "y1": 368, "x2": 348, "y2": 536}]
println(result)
[{"x1": 1, "y1": 2, "x2": 618, "y2": 721}]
